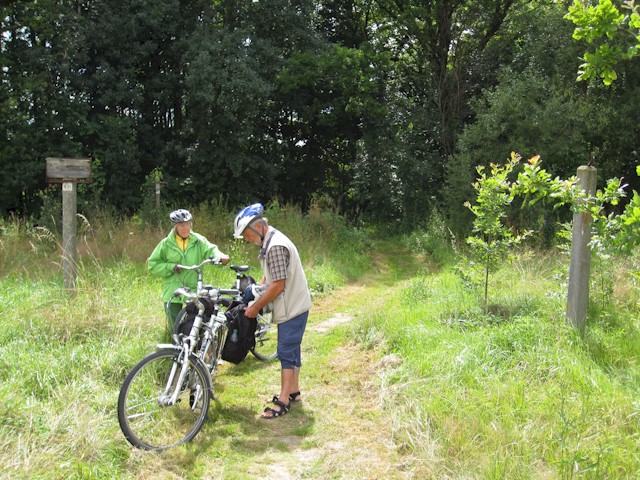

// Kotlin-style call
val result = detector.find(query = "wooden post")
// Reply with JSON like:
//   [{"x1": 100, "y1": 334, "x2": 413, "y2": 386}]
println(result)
[
  {"x1": 46, "y1": 158, "x2": 91, "y2": 293},
  {"x1": 566, "y1": 165, "x2": 597, "y2": 333},
  {"x1": 62, "y1": 182, "x2": 78, "y2": 291}
]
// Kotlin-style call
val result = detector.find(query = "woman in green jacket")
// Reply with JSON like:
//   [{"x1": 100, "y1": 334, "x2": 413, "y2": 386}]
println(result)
[{"x1": 147, "y1": 209, "x2": 230, "y2": 331}]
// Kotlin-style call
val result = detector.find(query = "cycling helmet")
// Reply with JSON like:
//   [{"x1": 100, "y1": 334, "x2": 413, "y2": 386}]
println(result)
[
  {"x1": 169, "y1": 209, "x2": 193, "y2": 224},
  {"x1": 233, "y1": 203, "x2": 264, "y2": 238}
]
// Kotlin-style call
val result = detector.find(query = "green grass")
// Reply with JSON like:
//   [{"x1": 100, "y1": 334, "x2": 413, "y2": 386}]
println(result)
[
  {"x1": 0, "y1": 206, "x2": 373, "y2": 479},
  {"x1": 1, "y1": 209, "x2": 640, "y2": 478},
  {"x1": 352, "y1": 252, "x2": 640, "y2": 478}
]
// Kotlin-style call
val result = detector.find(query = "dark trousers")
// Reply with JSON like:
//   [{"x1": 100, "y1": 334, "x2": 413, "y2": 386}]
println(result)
[{"x1": 165, "y1": 302, "x2": 183, "y2": 332}]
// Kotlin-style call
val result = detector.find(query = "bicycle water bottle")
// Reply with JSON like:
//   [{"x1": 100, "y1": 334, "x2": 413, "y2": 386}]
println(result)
[{"x1": 230, "y1": 328, "x2": 239, "y2": 343}]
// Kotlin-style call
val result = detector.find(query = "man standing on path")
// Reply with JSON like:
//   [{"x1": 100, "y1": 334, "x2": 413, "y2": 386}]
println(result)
[{"x1": 233, "y1": 203, "x2": 312, "y2": 419}]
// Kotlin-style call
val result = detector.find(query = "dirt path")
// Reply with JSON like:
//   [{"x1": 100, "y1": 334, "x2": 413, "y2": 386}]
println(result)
[
  {"x1": 237, "y1": 249, "x2": 422, "y2": 480},
  {"x1": 243, "y1": 293, "x2": 405, "y2": 479}
]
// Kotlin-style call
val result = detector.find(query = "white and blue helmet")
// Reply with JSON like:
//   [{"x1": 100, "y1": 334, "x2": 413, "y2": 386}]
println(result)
[
  {"x1": 169, "y1": 209, "x2": 193, "y2": 224},
  {"x1": 233, "y1": 203, "x2": 264, "y2": 238}
]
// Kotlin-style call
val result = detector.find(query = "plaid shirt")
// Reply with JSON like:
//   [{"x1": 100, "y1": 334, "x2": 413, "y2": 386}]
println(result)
[{"x1": 266, "y1": 244, "x2": 289, "y2": 282}]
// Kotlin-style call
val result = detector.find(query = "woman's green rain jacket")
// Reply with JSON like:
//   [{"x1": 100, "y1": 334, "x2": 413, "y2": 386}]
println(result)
[{"x1": 147, "y1": 229, "x2": 225, "y2": 303}]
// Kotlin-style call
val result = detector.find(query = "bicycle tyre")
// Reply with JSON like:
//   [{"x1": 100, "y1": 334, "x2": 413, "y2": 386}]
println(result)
[
  {"x1": 251, "y1": 312, "x2": 278, "y2": 361},
  {"x1": 117, "y1": 348, "x2": 212, "y2": 451}
]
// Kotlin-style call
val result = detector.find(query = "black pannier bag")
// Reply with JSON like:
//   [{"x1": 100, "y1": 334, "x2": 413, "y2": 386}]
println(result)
[
  {"x1": 221, "y1": 301, "x2": 257, "y2": 364},
  {"x1": 175, "y1": 297, "x2": 218, "y2": 341}
]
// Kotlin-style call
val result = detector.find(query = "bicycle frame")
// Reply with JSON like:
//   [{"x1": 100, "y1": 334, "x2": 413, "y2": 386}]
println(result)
[{"x1": 151, "y1": 343, "x2": 213, "y2": 408}]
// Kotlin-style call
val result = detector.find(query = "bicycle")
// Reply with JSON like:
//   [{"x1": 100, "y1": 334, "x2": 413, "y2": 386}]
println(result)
[
  {"x1": 118, "y1": 259, "x2": 279, "y2": 450},
  {"x1": 172, "y1": 263, "x2": 278, "y2": 361},
  {"x1": 117, "y1": 258, "x2": 240, "y2": 451}
]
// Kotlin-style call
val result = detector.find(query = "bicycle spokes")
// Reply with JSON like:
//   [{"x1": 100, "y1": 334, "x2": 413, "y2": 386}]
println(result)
[
  {"x1": 250, "y1": 314, "x2": 278, "y2": 361},
  {"x1": 117, "y1": 348, "x2": 211, "y2": 450}
]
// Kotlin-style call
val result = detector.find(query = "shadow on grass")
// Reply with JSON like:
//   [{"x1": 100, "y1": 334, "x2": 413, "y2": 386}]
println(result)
[{"x1": 183, "y1": 401, "x2": 316, "y2": 458}]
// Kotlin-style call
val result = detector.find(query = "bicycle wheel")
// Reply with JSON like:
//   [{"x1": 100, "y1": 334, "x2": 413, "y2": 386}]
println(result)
[
  {"x1": 251, "y1": 311, "x2": 278, "y2": 361},
  {"x1": 118, "y1": 348, "x2": 211, "y2": 451}
]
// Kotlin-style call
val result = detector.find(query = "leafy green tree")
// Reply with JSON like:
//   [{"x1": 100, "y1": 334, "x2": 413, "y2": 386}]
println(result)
[
  {"x1": 565, "y1": 0, "x2": 640, "y2": 85},
  {"x1": 275, "y1": 45, "x2": 390, "y2": 212},
  {"x1": 464, "y1": 153, "x2": 533, "y2": 308},
  {"x1": 341, "y1": 0, "x2": 530, "y2": 228},
  {"x1": 73, "y1": 0, "x2": 200, "y2": 211},
  {"x1": 375, "y1": 0, "x2": 523, "y2": 156},
  {"x1": 446, "y1": 71, "x2": 588, "y2": 236},
  {"x1": 613, "y1": 166, "x2": 640, "y2": 251},
  {"x1": 2, "y1": 0, "x2": 637, "y2": 231},
  {"x1": 584, "y1": 165, "x2": 640, "y2": 254},
  {"x1": 0, "y1": 1, "x2": 86, "y2": 214},
  {"x1": 173, "y1": 0, "x2": 333, "y2": 207},
  {"x1": 0, "y1": 0, "x2": 218, "y2": 215},
  {"x1": 316, "y1": 0, "x2": 372, "y2": 48},
  {"x1": 464, "y1": 152, "x2": 637, "y2": 313},
  {"x1": 447, "y1": 2, "x2": 640, "y2": 237}
]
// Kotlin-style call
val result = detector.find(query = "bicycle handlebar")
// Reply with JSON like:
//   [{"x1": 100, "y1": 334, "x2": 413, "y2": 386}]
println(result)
[
  {"x1": 171, "y1": 258, "x2": 243, "y2": 301},
  {"x1": 175, "y1": 257, "x2": 224, "y2": 271},
  {"x1": 172, "y1": 287, "x2": 196, "y2": 298}
]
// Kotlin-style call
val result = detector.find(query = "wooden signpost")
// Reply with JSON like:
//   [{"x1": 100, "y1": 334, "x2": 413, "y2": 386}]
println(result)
[{"x1": 46, "y1": 157, "x2": 92, "y2": 291}]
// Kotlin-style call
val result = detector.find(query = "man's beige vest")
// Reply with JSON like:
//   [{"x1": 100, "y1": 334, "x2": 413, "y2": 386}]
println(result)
[{"x1": 259, "y1": 227, "x2": 311, "y2": 324}]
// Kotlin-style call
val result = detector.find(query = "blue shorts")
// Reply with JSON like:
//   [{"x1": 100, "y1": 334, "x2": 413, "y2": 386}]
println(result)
[{"x1": 277, "y1": 311, "x2": 308, "y2": 369}]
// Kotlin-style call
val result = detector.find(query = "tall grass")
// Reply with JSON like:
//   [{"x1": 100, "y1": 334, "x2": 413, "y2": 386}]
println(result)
[
  {"x1": 4, "y1": 206, "x2": 640, "y2": 478},
  {"x1": 259, "y1": 200, "x2": 373, "y2": 292},
  {"x1": 1, "y1": 200, "x2": 369, "y2": 288},
  {"x1": 0, "y1": 204, "x2": 373, "y2": 479},
  {"x1": 352, "y1": 247, "x2": 640, "y2": 478},
  {"x1": 0, "y1": 269, "x2": 159, "y2": 479}
]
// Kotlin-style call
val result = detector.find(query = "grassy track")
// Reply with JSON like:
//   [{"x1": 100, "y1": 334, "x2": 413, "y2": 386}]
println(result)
[
  {"x1": 0, "y1": 235, "x2": 419, "y2": 480},
  {"x1": 118, "y1": 243, "x2": 422, "y2": 479}
]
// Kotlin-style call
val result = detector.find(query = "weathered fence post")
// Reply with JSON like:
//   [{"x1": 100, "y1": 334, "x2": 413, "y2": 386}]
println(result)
[
  {"x1": 566, "y1": 165, "x2": 597, "y2": 333},
  {"x1": 62, "y1": 182, "x2": 78, "y2": 291},
  {"x1": 150, "y1": 168, "x2": 165, "y2": 209}
]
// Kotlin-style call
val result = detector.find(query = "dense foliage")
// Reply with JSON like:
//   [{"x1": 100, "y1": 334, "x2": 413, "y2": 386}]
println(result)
[
  {"x1": 463, "y1": 153, "x2": 640, "y2": 309},
  {"x1": 566, "y1": 0, "x2": 640, "y2": 85},
  {"x1": 2, "y1": 0, "x2": 639, "y2": 234}
]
